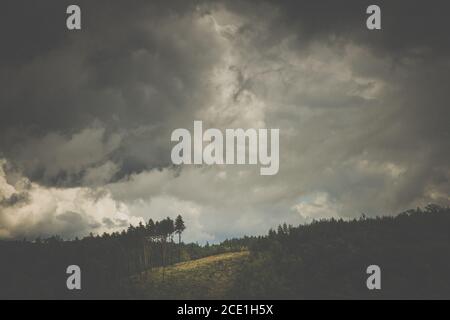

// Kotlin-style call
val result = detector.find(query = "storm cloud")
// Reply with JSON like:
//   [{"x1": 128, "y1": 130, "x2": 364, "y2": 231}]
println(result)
[{"x1": 0, "y1": 0, "x2": 449, "y2": 241}]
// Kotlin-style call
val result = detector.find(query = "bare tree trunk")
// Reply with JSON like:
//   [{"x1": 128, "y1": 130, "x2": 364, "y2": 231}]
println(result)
[
  {"x1": 178, "y1": 232, "x2": 181, "y2": 262},
  {"x1": 161, "y1": 238, "x2": 165, "y2": 283}
]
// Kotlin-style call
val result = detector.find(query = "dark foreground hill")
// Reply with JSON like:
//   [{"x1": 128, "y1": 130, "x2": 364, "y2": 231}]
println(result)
[
  {"x1": 126, "y1": 205, "x2": 450, "y2": 299},
  {"x1": 0, "y1": 205, "x2": 449, "y2": 299}
]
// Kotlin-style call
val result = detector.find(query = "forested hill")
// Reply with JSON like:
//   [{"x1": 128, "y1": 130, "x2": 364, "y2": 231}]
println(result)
[
  {"x1": 0, "y1": 205, "x2": 449, "y2": 299},
  {"x1": 0, "y1": 215, "x2": 248, "y2": 299},
  {"x1": 230, "y1": 204, "x2": 450, "y2": 299}
]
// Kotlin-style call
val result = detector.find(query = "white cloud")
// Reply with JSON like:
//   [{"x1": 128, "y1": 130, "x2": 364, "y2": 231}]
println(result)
[
  {"x1": 0, "y1": 159, "x2": 141, "y2": 239},
  {"x1": 292, "y1": 192, "x2": 343, "y2": 221}
]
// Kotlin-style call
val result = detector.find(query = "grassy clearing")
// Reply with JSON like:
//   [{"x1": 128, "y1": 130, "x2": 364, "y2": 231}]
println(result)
[{"x1": 130, "y1": 251, "x2": 249, "y2": 299}]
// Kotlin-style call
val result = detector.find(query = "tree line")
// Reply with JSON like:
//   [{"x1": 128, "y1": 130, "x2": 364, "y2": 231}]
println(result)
[
  {"x1": 0, "y1": 215, "x2": 187, "y2": 298},
  {"x1": 0, "y1": 213, "x2": 247, "y2": 299},
  {"x1": 3, "y1": 205, "x2": 448, "y2": 299}
]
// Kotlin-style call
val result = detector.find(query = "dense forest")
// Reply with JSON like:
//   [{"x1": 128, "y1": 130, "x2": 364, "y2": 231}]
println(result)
[
  {"x1": 1, "y1": 205, "x2": 450, "y2": 299},
  {"x1": 230, "y1": 204, "x2": 450, "y2": 299}
]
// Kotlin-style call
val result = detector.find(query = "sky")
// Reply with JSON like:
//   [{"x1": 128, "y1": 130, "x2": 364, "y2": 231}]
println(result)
[{"x1": 0, "y1": 0, "x2": 449, "y2": 243}]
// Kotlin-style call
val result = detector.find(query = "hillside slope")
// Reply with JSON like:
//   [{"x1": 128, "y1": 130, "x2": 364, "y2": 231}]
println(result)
[
  {"x1": 231, "y1": 206, "x2": 450, "y2": 299},
  {"x1": 131, "y1": 251, "x2": 249, "y2": 299}
]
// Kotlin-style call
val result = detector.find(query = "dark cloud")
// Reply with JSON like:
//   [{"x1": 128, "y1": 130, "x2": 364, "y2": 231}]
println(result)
[
  {"x1": 0, "y1": 0, "x2": 221, "y2": 184},
  {"x1": 0, "y1": 1, "x2": 449, "y2": 241},
  {"x1": 223, "y1": 0, "x2": 450, "y2": 56},
  {"x1": 1, "y1": 1, "x2": 449, "y2": 182},
  {"x1": 0, "y1": 192, "x2": 29, "y2": 207}
]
